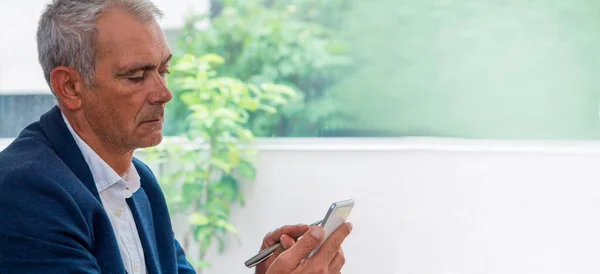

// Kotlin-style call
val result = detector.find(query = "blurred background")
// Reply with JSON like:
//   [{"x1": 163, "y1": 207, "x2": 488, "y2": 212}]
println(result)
[{"x1": 3, "y1": 0, "x2": 600, "y2": 273}]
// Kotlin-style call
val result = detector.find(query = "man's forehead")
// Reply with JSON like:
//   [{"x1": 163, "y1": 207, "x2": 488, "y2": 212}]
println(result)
[{"x1": 95, "y1": 9, "x2": 169, "y2": 62}]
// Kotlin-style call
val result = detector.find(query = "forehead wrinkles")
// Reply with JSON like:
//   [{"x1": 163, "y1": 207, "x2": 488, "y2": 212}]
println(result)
[{"x1": 97, "y1": 37, "x2": 170, "y2": 75}]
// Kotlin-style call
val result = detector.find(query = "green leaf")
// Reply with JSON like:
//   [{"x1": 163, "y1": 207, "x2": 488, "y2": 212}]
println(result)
[
  {"x1": 172, "y1": 54, "x2": 197, "y2": 72},
  {"x1": 189, "y1": 104, "x2": 209, "y2": 116},
  {"x1": 210, "y1": 157, "x2": 233, "y2": 173},
  {"x1": 213, "y1": 108, "x2": 242, "y2": 121},
  {"x1": 238, "y1": 97, "x2": 260, "y2": 111},
  {"x1": 247, "y1": 84, "x2": 263, "y2": 96},
  {"x1": 195, "y1": 225, "x2": 215, "y2": 255},
  {"x1": 237, "y1": 128, "x2": 254, "y2": 141},
  {"x1": 261, "y1": 83, "x2": 297, "y2": 97},
  {"x1": 204, "y1": 199, "x2": 230, "y2": 219},
  {"x1": 188, "y1": 212, "x2": 210, "y2": 226},
  {"x1": 216, "y1": 234, "x2": 226, "y2": 254},
  {"x1": 261, "y1": 93, "x2": 288, "y2": 105},
  {"x1": 181, "y1": 183, "x2": 203, "y2": 206},
  {"x1": 180, "y1": 90, "x2": 199, "y2": 105},
  {"x1": 214, "y1": 176, "x2": 239, "y2": 202},
  {"x1": 200, "y1": 234, "x2": 212, "y2": 254},
  {"x1": 199, "y1": 53, "x2": 225, "y2": 65},
  {"x1": 228, "y1": 153, "x2": 241, "y2": 167},
  {"x1": 258, "y1": 105, "x2": 278, "y2": 114},
  {"x1": 215, "y1": 219, "x2": 238, "y2": 234},
  {"x1": 238, "y1": 160, "x2": 256, "y2": 181},
  {"x1": 194, "y1": 225, "x2": 212, "y2": 241}
]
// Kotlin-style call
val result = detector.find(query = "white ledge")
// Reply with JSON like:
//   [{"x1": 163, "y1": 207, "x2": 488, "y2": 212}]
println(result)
[
  {"x1": 249, "y1": 137, "x2": 600, "y2": 154},
  {"x1": 4, "y1": 137, "x2": 600, "y2": 154}
]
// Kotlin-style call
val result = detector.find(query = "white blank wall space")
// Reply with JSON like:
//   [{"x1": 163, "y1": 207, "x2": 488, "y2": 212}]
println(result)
[
  {"x1": 0, "y1": 0, "x2": 208, "y2": 93},
  {"x1": 200, "y1": 146, "x2": 600, "y2": 274}
]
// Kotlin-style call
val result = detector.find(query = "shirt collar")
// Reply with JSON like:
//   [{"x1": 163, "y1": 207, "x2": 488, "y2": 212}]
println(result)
[{"x1": 61, "y1": 112, "x2": 140, "y2": 195}]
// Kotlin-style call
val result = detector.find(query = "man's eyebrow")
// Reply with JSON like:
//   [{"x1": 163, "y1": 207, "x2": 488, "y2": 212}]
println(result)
[
  {"x1": 116, "y1": 54, "x2": 173, "y2": 76},
  {"x1": 162, "y1": 54, "x2": 173, "y2": 66}
]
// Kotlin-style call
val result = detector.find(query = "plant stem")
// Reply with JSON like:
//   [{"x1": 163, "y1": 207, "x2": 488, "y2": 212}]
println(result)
[
  {"x1": 196, "y1": 134, "x2": 217, "y2": 270},
  {"x1": 183, "y1": 197, "x2": 200, "y2": 252}
]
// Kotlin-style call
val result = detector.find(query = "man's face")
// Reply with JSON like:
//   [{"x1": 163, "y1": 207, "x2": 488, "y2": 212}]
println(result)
[{"x1": 80, "y1": 9, "x2": 172, "y2": 152}]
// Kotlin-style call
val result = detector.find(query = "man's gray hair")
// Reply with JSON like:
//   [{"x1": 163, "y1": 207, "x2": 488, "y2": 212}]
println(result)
[{"x1": 37, "y1": 0, "x2": 163, "y2": 95}]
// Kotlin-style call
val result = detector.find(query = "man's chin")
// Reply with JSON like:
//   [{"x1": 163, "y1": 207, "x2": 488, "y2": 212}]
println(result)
[{"x1": 136, "y1": 133, "x2": 163, "y2": 149}]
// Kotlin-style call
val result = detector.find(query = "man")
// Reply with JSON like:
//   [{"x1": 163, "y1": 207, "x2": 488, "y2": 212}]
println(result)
[{"x1": 0, "y1": 0, "x2": 352, "y2": 273}]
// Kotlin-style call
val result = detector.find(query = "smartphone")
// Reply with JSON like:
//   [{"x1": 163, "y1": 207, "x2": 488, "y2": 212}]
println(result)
[
  {"x1": 243, "y1": 199, "x2": 354, "y2": 268},
  {"x1": 308, "y1": 199, "x2": 355, "y2": 258}
]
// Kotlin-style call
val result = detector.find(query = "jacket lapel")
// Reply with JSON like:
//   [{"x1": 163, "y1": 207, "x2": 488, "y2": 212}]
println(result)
[
  {"x1": 128, "y1": 188, "x2": 160, "y2": 274},
  {"x1": 38, "y1": 105, "x2": 102, "y2": 202}
]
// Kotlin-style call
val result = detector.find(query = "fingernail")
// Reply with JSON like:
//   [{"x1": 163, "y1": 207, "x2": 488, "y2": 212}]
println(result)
[
  {"x1": 280, "y1": 237, "x2": 289, "y2": 249},
  {"x1": 348, "y1": 222, "x2": 353, "y2": 231},
  {"x1": 310, "y1": 226, "x2": 324, "y2": 239}
]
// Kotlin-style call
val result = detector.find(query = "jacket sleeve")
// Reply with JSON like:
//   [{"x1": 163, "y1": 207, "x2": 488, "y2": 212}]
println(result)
[
  {"x1": 0, "y1": 170, "x2": 101, "y2": 273},
  {"x1": 174, "y1": 237, "x2": 197, "y2": 273}
]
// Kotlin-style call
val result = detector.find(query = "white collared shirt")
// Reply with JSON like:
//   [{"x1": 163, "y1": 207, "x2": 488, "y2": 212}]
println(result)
[{"x1": 62, "y1": 113, "x2": 147, "y2": 274}]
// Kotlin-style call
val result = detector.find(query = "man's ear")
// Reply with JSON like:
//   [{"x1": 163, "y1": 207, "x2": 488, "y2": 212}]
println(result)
[{"x1": 50, "y1": 67, "x2": 86, "y2": 110}]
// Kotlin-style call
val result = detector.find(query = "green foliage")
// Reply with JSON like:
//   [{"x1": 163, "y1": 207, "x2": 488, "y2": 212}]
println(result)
[
  {"x1": 144, "y1": 53, "x2": 296, "y2": 272},
  {"x1": 325, "y1": 0, "x2": 600, "y2": 139},
  {"x1": 165, "y1": 0, "x2": 353, "y2": 137}
]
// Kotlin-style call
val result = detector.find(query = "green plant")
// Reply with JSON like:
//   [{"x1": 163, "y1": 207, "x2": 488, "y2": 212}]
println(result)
[
  {"x1": 165, "y1": 0, "x2": 353, "y2": 137},
  {"x1": 144, "y1": 53, "x2": 296, "y2": 272}
]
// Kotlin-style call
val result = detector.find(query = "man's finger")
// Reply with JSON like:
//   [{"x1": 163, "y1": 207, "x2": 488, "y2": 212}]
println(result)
[
  {"x1": 312, "y1": 222, "x2": 352, "y2": 265},
  {"x1": 262, "y1": 224, "x2": 310, "y2": 248},
  {"x1": 280, "y1": 234, "x2": 296, "y2": 250},
  {"x1": 271, "y1": 234, "x2": 297, "y2": 260},
  {"x1": 272, "y1": 226, "x2": 325, "y2": 273},
  {"x1": 267, "y1": 235, "x2": 292, "y2": 263}
]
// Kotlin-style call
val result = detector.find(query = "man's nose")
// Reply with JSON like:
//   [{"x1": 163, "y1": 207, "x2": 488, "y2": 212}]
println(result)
[{"x1": 148, "y1": 72, "x2": 173, "y2": 105}]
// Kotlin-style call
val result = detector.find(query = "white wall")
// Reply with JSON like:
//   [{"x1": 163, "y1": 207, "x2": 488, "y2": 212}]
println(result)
[
  {"x1": 3, "y1": 137, "x2": 600, "y2": 274},
  {"x1": 0, "y1": 0, "x2": 208, "y2": 94},
  {"x1": 198, "y1": 138, "x2": 600, "y2": 274}
]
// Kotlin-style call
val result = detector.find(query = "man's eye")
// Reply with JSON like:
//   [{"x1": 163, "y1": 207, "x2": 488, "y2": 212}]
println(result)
[
  {"x1": 159, "y1": 69, "x2": 171, "y2": 76},
  {"x1": 128, "y1": 76, "x2": 144, "y2": 83}
]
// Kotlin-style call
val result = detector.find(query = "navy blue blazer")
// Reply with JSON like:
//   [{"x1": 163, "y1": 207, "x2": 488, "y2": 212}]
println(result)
[{"x1": 0, "y1": 106, "x2": 196, "y2": 273}]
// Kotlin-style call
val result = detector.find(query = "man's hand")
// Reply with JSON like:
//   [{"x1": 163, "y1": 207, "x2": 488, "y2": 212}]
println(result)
[
  {"x1": 264, "y1": 222, "x2": 353, "y2": 274},
  {"x1": 255, "y1": 224, "x2": 312, "y2": 274}
]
